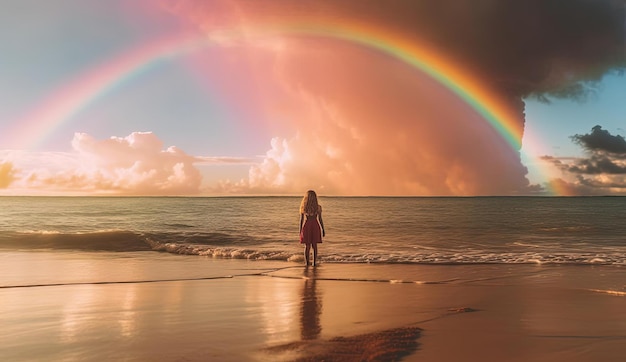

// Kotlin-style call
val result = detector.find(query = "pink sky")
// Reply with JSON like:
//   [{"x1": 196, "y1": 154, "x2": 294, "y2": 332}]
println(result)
[
  {"x1": 0, "y1": 0, "x2": 533, "y2": 196},
  {"x1": 2, "y1": 1, "x2": 624, "y2": 196}
]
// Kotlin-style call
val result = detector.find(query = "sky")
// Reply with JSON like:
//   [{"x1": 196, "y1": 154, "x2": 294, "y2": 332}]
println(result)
[{"x1": 1, "y1": 0, "x2": 626, "y2": 196}]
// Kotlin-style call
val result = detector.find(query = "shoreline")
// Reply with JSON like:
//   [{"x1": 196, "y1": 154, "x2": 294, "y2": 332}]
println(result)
[{"x1": 1, "y1": 255, "x2": 625, "y2": 361}]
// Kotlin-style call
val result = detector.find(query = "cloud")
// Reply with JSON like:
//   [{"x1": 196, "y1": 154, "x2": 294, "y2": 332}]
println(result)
[
  {"x1": 219, "y1": 64, "x2": 532, "y2": 195},
  {"x1": 546, "y1": 177, "x2": 608, "y2": 196},
  {"x1": 168, "y1": 0, "x2": 626, "y2": 103},
  {"x1": 171, "y1": 1, "x2": 572, "y2": 195},
  {"x1": 0, "y1": 161, "x2": 16, "y2": 188},
  {"x1": 571, "y1": 125, "x2": 626, "y2": 154},
  {"x1": 568, "y1": 155, "x2": 626, "y2": 175},
  {"x1": 2, "y1": 132, "x2": 203, "y2": 195},
  {"x1": 195, "y1": 156, "x2": 258, "y2": 165},
  {"x1": 162, "y1": 0, "x2": 626, "y2": 196},
  {"x1": 70, "y1": 132, "x2": 202, "y2": 194},
  {"x1": 543, "y1": 126, "x2": 626, "y2": 195}
]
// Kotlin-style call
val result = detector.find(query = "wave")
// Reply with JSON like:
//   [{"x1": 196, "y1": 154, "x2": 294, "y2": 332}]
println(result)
[
  {"x1": 0, "y1": 230, "x2": 152, "y2": 252},
  {"x1": 2, "y1": 231, "x2": 625, "y2": 266},
  {"x1": 144, "y1": 237, "x2": 295, "y2": 260},
  {"x1": 588, "y1": 289, "x2": 626, "y2": 297},
  {"x1": 145, "y1": 238, "x2": 626, "y2": 266},
  {"x1": 0, "y1": 230, "x2": 262, "y2": 252}
]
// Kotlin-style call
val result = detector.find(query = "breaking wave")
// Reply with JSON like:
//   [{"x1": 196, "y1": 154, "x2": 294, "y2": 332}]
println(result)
[{"x1": 2, "y1": 230, "x2": 625, "y2": 266}]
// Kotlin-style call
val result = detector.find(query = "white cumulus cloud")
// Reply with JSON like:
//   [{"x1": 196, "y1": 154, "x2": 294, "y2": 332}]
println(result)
[{"x1": 1, "y1": 132, "x2": 203, "y2": 195}]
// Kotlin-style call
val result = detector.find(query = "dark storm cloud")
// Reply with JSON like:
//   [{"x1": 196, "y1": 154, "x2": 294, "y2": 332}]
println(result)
[
  {"x1": 449, "y1": 0, "x2": 623, "y2": 99},
  {"x1": 546, "y1": 126, "x2": 626, "y2": 175},
  {"x1": 309, "y1": 0, "x2": 626, "y2": 101},
  {"x1": 170, "y1": 0, "x2": 626, "y2": 194},
  {"x1": 571, "y1": 125, "x2": 626, "y2": 154},
  {"x1": 345, "y1": 0, "x2": 626, "y2": 158},
  {"x1": 268, "y1": 0, "x2": 626, "y2": 143},
  {"x1": 567, "y1": 155, "x2": 626, "y2": 174},
  {"x1": 543, "y1": 126, "x2": 626, "y2": 194},
  {"x1": 174, "y1": 0, "x2": 625, "y2": 124},
  {"x1": 178, "y1": 0, "x2": 626, "y2": 100}
]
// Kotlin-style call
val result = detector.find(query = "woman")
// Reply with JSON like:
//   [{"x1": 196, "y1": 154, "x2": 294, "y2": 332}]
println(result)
[{"x1": 299, "y1": 190, "x2": 325, "y2": 266}]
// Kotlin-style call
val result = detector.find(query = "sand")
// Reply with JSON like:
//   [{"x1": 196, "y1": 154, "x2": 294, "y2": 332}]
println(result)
[{"x1": 1, "y1": 253, "x2": 625, "y2": 361}]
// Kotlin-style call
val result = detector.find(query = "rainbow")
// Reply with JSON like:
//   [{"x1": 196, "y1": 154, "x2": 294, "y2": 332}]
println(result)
[
  {"x1": 281, "y1": 22, "x2": 525, "y2": 151},
  {"x1": 11, "y1": 20, "x2": 546, "y2": 190},
  {"x1": 9, "y1": 33, "x2": 213, "y2": 149}
]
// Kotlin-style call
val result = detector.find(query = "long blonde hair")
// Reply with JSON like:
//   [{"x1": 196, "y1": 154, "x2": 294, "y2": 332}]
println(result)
[{"x1": 300, "y1": 190, "x2": 321, "y2": 215}]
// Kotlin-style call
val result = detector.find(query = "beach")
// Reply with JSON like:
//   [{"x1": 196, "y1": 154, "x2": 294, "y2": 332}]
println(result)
[
  {"x1": 2, "y1": 196, "x2": 625, "y2": 361},
  {"x1": 2, "y1": 252, "x2": 625, "y2": 361}
]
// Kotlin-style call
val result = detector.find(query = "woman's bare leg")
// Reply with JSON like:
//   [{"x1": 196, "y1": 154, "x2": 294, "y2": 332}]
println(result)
[
  {"x1": 304, "y1": 244, "x2": 311, "y2": 266},
  {"x1": 312, "y1": 243, "x2": 318, "y2": 266}
]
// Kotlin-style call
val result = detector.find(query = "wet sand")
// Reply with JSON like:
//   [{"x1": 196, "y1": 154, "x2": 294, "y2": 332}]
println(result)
[{"x1": 1, "y1": 254, "x2": 625, "y2": 361}]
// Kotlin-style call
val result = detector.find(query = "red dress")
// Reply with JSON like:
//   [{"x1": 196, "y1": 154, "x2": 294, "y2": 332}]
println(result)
[{"x1": 300, "y1": 214, "x2": 322, "y2": 245}]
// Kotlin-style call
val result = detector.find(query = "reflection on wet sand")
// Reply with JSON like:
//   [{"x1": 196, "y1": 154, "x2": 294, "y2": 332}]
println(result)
[
  {"x1": 300, "y1": 267, "x2": 322, "y2": 340},
  {"x1": 262, "y1": 266, "x2": 422, "y2": 361}
]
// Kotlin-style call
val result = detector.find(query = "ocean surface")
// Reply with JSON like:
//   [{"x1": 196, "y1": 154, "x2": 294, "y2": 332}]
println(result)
[
  {"x1": 1, "y1": 196, "x2": 625, "y2": 266},
  {"x1": 3, "y1": 196, "x2": 626, "y2": 362}
]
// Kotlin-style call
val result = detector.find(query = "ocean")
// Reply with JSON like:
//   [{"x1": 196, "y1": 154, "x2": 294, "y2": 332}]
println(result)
[
  {"x1": 3, "y1": 196, "x2": 626, "y2": 361},
  {"x1": 1, "y1": 196, "x2": 625, "y2": 266}
]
